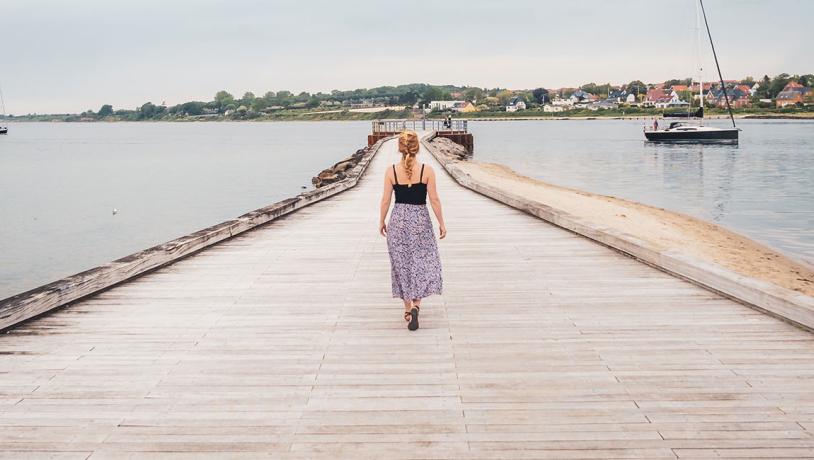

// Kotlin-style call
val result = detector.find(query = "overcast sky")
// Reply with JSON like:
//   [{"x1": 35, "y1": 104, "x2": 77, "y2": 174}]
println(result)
[{"x1": 2, "y1": 0, "x2": 812, "y2": 114}]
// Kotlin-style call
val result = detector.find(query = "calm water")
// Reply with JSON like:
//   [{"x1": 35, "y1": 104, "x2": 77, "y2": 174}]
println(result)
[
  {"x1": 0, "y1": 122, "x2": 370, "y2": 299},
  {"x1": 1, "y1": 119, "x2": 812, "y2": 300},
  {"x1": 470, "y1": 119, "x2": 814, "y2": 265}
]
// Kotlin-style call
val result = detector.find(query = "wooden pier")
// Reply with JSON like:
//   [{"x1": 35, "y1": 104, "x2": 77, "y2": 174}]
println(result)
[
  {"x1": 369, "y1": 120, "x2": 473, "y2": 153},
  {"x1": 1, "y1": 136, "x2": 814, "y2": 458}
]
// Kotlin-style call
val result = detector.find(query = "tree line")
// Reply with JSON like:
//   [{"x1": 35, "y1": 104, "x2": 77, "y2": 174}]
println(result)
[{"x1": 71, "y1": 72, "x2": 813, "y2": 120}]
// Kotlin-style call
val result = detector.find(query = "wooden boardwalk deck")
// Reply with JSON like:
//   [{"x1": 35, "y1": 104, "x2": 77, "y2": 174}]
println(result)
[{"x1": 2, "y1": 137, "x2": 814, "y2": 459}]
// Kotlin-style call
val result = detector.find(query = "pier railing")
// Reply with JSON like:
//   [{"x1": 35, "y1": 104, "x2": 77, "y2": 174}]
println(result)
[
  {"x1": 372, "y1": 119, "x2": 468, "y2": 134},
  {"x1": 369, "y1": 119, "x2": 471, "y2": 150}
]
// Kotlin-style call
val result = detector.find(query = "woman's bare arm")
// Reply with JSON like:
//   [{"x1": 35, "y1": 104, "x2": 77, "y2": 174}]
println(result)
[
  {"x1": 379, "y1": 168, "x2": 394, "y2": 236},
  {"x1": 425, "y1": 166, "x2": 447, "y2": 239}
]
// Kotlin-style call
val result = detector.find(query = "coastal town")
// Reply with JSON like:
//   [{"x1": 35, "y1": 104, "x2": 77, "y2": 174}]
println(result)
[
  {"x1": 2, "y1": 74, "x2": 812, "y2": 122},
  {"x1": 424, "y1": 77, "x2": 813, "y2": 115}
]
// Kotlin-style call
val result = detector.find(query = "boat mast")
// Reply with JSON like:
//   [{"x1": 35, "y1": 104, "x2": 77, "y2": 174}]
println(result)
[
  {"x1": 699, "y1": 0, "x2": 736, "y2": 128},
  {"x1": 0, "y1": 83, "x2": 6, "y2": 117},
  {"x1": 696, "y1": 0, "x2": 704, "y2": 125}
]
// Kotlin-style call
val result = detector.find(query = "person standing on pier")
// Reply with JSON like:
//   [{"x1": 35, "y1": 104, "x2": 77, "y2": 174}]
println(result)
[{"x1": 379, "y1": 131, "x2": 446, "y2": 331}]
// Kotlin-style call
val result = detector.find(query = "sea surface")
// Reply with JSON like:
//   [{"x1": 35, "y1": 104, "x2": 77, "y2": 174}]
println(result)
[
  {"x1": 470, "y1": 118, "x2": 814, "y2": 266},
  {"x1": 1, "y1": 119, "x2": 812, "y2": 299},
  {"x1": 0, "y1": 122, "x2": 370, "y2": 299}
]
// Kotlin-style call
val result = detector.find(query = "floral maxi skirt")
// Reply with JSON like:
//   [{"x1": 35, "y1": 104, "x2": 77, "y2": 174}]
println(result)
[{"x1": 386, "y1": 203, "x2": 443, "y2": 300}]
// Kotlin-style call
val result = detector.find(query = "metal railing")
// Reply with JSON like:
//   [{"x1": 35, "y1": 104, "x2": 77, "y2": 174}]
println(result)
[{"x1": 372, "y1": 119, "x2": 468, "y2": 134}]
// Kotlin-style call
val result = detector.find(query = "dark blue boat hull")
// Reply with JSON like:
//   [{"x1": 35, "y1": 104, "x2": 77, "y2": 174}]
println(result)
[{"x1": 645, "y1": 128, "x2": 738, "y2": 142}]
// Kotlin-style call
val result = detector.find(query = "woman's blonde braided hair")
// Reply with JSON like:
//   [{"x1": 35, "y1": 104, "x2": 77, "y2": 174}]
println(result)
[{"x1": 398, "y1": 130, "x2": 420, "y2": 187}]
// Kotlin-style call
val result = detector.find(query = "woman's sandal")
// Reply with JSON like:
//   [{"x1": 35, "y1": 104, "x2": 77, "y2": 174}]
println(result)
[{"x1": 407, "y1": 306, "x2": 419, "y2": 331}]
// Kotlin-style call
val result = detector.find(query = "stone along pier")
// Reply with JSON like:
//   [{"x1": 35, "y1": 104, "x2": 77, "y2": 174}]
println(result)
[{"x1": 1, "y1": 134, "x2": 814, "y2": 458}]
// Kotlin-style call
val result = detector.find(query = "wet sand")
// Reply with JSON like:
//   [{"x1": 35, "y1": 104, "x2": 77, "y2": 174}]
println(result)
[{"x1": 456, "y1": 160, "x2": 814, "y2": 296}]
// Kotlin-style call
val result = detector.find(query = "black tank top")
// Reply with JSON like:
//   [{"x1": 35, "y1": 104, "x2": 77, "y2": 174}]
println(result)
[{"x1": 393, "y1": 164, "x2": 427, "y2": 205}]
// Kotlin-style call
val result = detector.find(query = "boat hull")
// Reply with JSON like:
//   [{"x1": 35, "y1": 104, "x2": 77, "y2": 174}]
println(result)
[
  {"x1": 645, "y1": 128, "x2": 738, "y2": 143},
  {"x1": 0, "y1": 127, "x2": 7, "y2": 135}
]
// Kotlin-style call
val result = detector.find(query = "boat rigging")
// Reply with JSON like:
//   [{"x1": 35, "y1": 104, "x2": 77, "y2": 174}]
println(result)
[{"x1": 644, "y1": 0, "x2": 739, "y2": 143}]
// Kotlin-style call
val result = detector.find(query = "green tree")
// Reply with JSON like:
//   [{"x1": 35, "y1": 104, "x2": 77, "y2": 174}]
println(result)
[
  {"x1": 486, "y1": 88, "x2": 503, "y2": 97},
  {"x1": 296, "y1": 91, "x2": 311, "y2": 102},
  {"x1": 664, "y1": 78, "x2": 692, "y2": 87},
  {"x1": 581, "y1": 82, "x2": 613, "y2": 98},
  {"x1": 768, "y1": 73, "x2": 791, "y2": 98},
  {"x1": 420, "y1": 87, "x2": 451, "y2": 104},
  {"x1": 242, "y1": 91, "x2": 255, "y2": 102},
  {"x1": 305, "y1": 97, "x2": 320, "y2": 109},
  {"x1": 98, "y1": 104, "x2": 113, "y2": 117},
  {"x1": 139, "y1": 102, "x2": 157, "y2": 119},
  {"x1": 754, "y1": 75, "x2": 772, "y2": 99},
  {"x1": 180, "y1": 101, "x2": 205, "y2": 116},
  {"x1": 214, "y1": 90, "x2": 235, "y2": 111},
  {"x1": 625, "y1": 80, "x2": 646, "y2": 96},
  {"x1": 463, "y1": 87, "x2": 485, "y2": 102},
  {"x1": 250, "y1": 98, "x2": 268, "y2": 112},
  {"x1": 398, "y1": 91, "x2": 419, "y2": 105},
  {"x1": 496, "y1": 90, "x2": 514, "y2": 105},
  {"x1": 531, "y1": 88, "x2": 549, "y2": 104}
]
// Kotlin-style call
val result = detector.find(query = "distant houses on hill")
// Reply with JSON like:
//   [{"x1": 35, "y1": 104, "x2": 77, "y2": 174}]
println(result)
[
  {"x1": 643, "y1": 88, "x2": 689, "y2": 108},
  {"x1": 421, "y1": 78, "x2": 812, "y2": 116},
  {"x1": 506, "y1": 97, "x2": 526, "y2": 112},
  {"x1": 775, "y1": 81, "x2": 812, "y2": 108},
  {"x1": 429, "y1": 100, "x2": 478, "y2": 113}
]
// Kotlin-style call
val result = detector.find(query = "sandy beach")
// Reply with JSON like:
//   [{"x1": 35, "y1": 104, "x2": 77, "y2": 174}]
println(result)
[{"x1": 429, "y1": 137, "x2": 814, "y2": 297}]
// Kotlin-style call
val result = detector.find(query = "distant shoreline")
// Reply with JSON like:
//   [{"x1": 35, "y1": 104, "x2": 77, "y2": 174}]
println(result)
[{"x1": 4, "y1": 111, "x2": 814, "y2": 123}]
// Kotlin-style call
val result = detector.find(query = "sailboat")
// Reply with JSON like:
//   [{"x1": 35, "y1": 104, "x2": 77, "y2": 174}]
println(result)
[
  {"x1": 644, "y1": 0, "x2": 739, "y2": 143},
  {"x1": 0, "y1": 83, "x2": 7, "y2": 135}
]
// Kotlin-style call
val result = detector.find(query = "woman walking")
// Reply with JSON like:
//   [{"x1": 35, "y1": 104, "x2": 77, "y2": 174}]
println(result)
[{"x1": 379, "y1": 131, "x2": 446, "y2": 331}]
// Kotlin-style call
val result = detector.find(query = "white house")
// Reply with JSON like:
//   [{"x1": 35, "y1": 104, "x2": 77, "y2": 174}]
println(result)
[
  {"x1": 543, "y1": 104, "x2": 565, "y2": 113},
  {"x1": 429, "y1": 100, "x2": 465, "y2": 111},
  {"x1": 568, "y1": 89, "x2": 598, "y2": 107},
  {"x1": 592, "y1": 100, "x2": 619, "y2": 110},
  {"x1": 626, "y1": 93, "x2": 636, "y2": 104},
  {"x1": 506, "y1": 97, "x2": 526, "y2": 112},
  {"x1": 551, "y1": 97, "x2": 573, "y2": 107},
  {"x1": 655, "y1": 99, "x2": 690, "y2": 109},
  {"x1": 654, "y1": 92, "x2": 689, "y2": 109}
]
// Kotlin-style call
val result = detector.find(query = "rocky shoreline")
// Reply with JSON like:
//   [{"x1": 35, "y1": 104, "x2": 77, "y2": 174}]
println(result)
[
  {"x1": 311, "y1": 147, "x2": 370, "y2": 188},
  {"x1": 427, "y1": 137, "x2": 471, "y2": 161}
]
